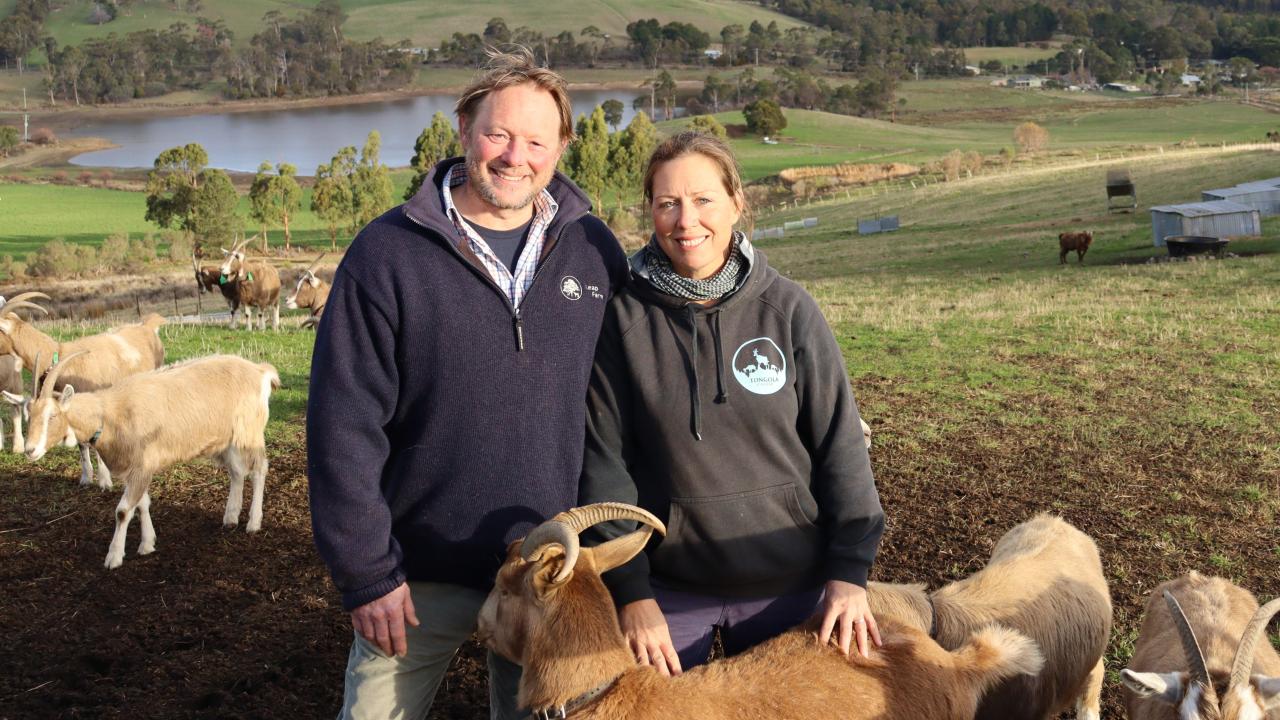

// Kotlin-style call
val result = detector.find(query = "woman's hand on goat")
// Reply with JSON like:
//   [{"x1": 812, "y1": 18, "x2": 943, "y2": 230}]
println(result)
[
  {"x1": 351, "y1": 582, "x2": 420, "y2": 657},
  {"x1": 619, "y1": 599, "x2": 683, "y2": 677},
  {"x1": 816, "y1": 580, "x2": 881, "y2": 658}
]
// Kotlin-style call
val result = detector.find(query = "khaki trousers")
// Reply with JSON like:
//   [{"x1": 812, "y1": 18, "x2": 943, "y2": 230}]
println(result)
[{"x1": 339, "y1": 581, "x2": 522, "y2": 720}]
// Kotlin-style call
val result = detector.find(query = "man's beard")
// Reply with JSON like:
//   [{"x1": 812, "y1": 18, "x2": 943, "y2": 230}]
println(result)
[{"x1": 465, "y1": 154, "x2": 549, "y2": 211}]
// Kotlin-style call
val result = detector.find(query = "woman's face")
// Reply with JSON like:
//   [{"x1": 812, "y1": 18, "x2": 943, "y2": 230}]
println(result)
[{"x1": 650, "y1": 153, "x2": 742, "y2": 280}]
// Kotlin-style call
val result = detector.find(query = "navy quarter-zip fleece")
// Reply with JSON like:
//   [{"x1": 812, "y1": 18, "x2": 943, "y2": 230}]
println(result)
[{"x1": 307, "y1": 157, "x2": 627, "y2": 611}]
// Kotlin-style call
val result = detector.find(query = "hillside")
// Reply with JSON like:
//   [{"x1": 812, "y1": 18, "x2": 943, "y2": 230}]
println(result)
[{"x1": 35, "y1": 0, "x2": 806, "y2": 51}]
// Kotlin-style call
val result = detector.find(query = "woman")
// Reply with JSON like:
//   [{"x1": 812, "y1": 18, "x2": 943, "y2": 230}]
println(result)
[{"x1": 581, "y1": 131, "x2": 884, "y2": 677}]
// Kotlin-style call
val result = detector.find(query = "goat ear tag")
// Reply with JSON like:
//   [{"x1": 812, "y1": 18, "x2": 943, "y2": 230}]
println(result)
[{"x1": 219, "y1": 275, "x2": 228, "y2": 284}]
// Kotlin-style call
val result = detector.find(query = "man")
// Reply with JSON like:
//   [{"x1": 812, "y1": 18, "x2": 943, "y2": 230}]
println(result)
[{"x1": 307, "y1": 48, "x2": 628, "y2": 719}]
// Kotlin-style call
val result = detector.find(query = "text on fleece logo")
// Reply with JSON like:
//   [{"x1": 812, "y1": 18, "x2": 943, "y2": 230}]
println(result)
[{"x1": 731, "y1": 337, "x2": 787, "y2": 395}]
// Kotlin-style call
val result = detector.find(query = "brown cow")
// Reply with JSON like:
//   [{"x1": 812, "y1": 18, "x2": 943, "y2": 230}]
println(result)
[{"x1": 1059, "y1": 231, "x2": 1093, "y2": 264}]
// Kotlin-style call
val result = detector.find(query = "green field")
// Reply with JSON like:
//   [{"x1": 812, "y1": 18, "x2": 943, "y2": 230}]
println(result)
[{"x1": 25, "y1": 0, "x2": 804, "y2": 56}]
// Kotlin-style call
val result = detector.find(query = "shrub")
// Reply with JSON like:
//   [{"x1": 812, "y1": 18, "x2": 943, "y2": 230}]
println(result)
[
  {"x1": 0, "y1": 254, "x2": 21, "y2": 281},
  {"x1": 963, "y1": 151, "x2": 984, "y2": 176},
  {"x1": 165, "y1": 231, "x2": 194, "y2": 263},
  {"x1": 99, "y1": 232, "x2": 130, "y2": 270},
  {"x1": 941, "y1": 150, "x2": 964, "y2": 181},
  {"x1": 78, "y1": 171, "x2": 95, "y2": 185},
  {"x1": 51, "y1": 171, "x2": 69, "y2": 184},
  {"x1": 1013, "y1": 122, "x2": 1049, "y2": 154},
  {"x1": 123, "y1": 234, "x2": 158, "y2": 273},
  {"x1": 688, "y1": 115, "x2": 728, "y2": 139},
  {"x1": 74, "y1": 244, "x2": 100, "y2": 276},
  {"x1": 98, "y1": 169, "x2": 114, "y2": 185},
  {"x1": 29, "y1": 127, "x2": 58, "y2": 146},
  {"x1": 26, "y1": 238, "x2": 98, "y2": 278}
]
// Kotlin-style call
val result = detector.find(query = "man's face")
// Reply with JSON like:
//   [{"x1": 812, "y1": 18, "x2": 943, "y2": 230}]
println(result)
[{"x1": 460, "y1": 83, "x2": 566, "y2": 212}]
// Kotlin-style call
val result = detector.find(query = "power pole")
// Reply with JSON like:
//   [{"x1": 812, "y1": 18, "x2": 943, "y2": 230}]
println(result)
[{"x1": 22, "y1": 88, "x2": 29, "y2": 142}]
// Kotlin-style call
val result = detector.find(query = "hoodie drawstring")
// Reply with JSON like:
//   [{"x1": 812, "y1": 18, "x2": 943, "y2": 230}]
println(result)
[
  {"x1": 687, "y1": 305, "x2": 702, "y2": 441},
  {"x1": 712, "y1": 310, "x2": 727, "y2": 404}
]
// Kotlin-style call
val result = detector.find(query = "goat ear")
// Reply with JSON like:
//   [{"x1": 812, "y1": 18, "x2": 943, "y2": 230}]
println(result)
[
  {"x1": 59, "y1": 385, "x2": 75, "y2": 409},
  {"x1": 589, "y1": 529, "x2": 653, "y2": 574},
  {"x1": 1258, "y1": 676, "x2": 1280, "y2": 710},
  {"x1": 307, "y1": 275, "x2": 320, "y2": 287},
  {"x1": 0, "y1": 317, "x2": 12, "y2": 334},
  {"x1": 0, "y1": 390, "x2": 24, "y2": 406},
  {"x1": 531, "y1": 544, "x2": 572, "y2": 593},
  {"x1": 1121, "y1": 670, "x2": 1185, "y2": 705}
]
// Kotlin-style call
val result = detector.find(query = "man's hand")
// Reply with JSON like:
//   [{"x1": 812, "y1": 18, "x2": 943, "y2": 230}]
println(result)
[
  {"x1": 351, "y1": 582, "x2": 420, "y2": 657},
  {"x1": 619, "y1": 599, "x2": 683, "y2": 677},
  {"x1": 814, "y1": 580, "x2": 881, "y2": 658}
]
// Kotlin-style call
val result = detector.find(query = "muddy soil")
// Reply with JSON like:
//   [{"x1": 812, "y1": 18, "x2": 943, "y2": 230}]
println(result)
[{"x1": 1, "y1": 410, "x2": 1276, "y2": 719}]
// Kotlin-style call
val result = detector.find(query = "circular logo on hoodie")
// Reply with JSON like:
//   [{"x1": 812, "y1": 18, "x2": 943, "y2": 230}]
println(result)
[
  {"x1": 560, "y1": 276, "x2": 582, "y2": 301},
  {"x1": 732, "y1": 337, "x2": 787, "y2": 395}
]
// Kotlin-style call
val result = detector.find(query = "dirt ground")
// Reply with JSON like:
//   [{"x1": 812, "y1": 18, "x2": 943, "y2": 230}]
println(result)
[{"x1": 1, "y1": 403, "x2": 1277, "y2": 718}]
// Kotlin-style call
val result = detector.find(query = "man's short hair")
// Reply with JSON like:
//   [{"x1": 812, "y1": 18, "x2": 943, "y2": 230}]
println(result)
[{"x1": 455, "y1": 46, "x2": 576, "y2": 144}]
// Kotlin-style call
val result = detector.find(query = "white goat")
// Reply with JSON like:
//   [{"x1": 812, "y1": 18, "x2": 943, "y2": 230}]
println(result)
[
  {"x1": 284, "y1": 253, "x2": 329, "y2": 330},
  {"x1": 0, "y1": 292, "x2": 166, "y2": 488},
  {"x1": 11, "y1": 352, "x2": 279, "y2": 569},
  {"x1": 1122, "y1": 572, "x2": 1280, "y2": 720},
  {"x1": 477, "y1": 503, "x2": 1045, "y2": 720},
  {"x1": 219, "y1": 236, "x2": 281, "y2": 331},
  {"x1": 867, "y1": 513, "x2": 1112, "y2": 720}
]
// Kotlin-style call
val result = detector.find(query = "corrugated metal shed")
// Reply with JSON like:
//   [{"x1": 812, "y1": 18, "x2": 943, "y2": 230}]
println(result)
[
  {"x1": 1149, "y1": 200, "x2": 1261, "y2": 246},
  {"x1": 1201, "y1": 180, "x2": 1280, "y2": 216}
]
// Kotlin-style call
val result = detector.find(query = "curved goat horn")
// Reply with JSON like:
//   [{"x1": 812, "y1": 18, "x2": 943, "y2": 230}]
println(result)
[
  {"x1": 521, "y1": 503, "x2": 666, "y2": 583},
  {"x1": 1, "y1": 291, "x2": 50, "y2": 318},
  {"x1": 40, "y1": 350, "x2": 89, "y2": 399},
  {"x1": 305, "y1": 253, "x2": 326, "y2": 276},
  {"x1": 1164, "y1": 590, "x2": 1218, "y2": 703},
  {"x1": 1229, "y1": 596, "x2": 1280, "y2": 691}
]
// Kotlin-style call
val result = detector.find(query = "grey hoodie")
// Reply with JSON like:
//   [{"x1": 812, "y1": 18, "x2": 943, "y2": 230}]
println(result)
[{"x1": 580, "y1": 239, "x2": 883, "y2": 606}]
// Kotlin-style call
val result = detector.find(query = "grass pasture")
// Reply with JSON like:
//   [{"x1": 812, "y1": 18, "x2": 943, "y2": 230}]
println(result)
[
  {"x1": 962, "y1": 44, "x2": 1061, "y2": 67},
  {"x1": 1, "y1": 144, "x2": 1278, "y2": 717}
]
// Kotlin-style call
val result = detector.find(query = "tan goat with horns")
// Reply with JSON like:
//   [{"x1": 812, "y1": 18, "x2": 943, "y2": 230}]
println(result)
[
  {"x1": 15, "y1": 352, "x2": 279, "y2": 569},
  {"x1": 1122, "y1": 573, "x2": 1280, "y2": 720},
  {"x1": 218, "y1": 235, "x2": 282, "y2": 331},
  {"x1": 0, "y1": 291, "x2": 166, "y2": 487},
  {"x1": 477, "y1": 502, "x2": 1046, "y2": 720},
  {"x1": 284, "y1": 254, "x2": 329, "y2": 329}
]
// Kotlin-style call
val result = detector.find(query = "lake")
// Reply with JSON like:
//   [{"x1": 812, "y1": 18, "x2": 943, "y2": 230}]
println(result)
[{"x1": 66, "y1": 89, "x2": 662, "y2": 173}]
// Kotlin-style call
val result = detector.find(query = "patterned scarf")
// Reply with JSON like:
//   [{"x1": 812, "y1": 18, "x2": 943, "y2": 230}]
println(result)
[{"x1": 643, "y1": 232, "x2": 746, "y2": 301}]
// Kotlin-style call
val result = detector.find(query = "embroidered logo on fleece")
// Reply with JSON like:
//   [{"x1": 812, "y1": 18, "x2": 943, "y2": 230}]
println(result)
[
  {"x1": 731, "y1": 337, "x2": 787, "y2": 395},
  {"x1": 560, "y1": 276, "x2": 582, "y2": 301}
]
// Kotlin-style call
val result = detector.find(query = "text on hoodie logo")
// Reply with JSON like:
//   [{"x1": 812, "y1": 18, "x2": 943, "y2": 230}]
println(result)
[{"x1": 731, "y1": 337, "x2": 787, "y2": 395}]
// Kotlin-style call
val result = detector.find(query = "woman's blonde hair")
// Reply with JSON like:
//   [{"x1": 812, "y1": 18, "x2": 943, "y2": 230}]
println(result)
[
  {"x1": 454, "y1": 46, "x2": 576, "y2": 143},
  {"x1": 642, "y1": 131, "x2": 753, "y2": 238}
]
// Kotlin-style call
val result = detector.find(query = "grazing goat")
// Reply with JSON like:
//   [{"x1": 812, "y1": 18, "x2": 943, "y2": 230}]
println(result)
[
  {"x1": 219, "y1": 236, "x2": 281, "y2": 331},
  {"x1": 1059, "y1": 231, "x2": 1094, "y2": 264},
  {"x1": 867, "y1": 513, "x2": 1111, "y2": 720},
  {"x1": 15, "y1": 352, "x2": 279, "y2": 569},
  {"x1": 284, "y1": 254, "x2": 329, "y2": 329},
  {"x1": 192, "y1": 255, "x2": 240, "y2": 317},
  {"x1": 477, "y1": 503, "x2": 1045, "y2": 720},
  {"x1": 0, "y1": 292, "x2": 166, "y2": 488},
  {"x1": 1122, "y1": 573, "x2": 1280, "y2": 720},
  {"x1": 0, "y1": 352, "x2": 21, "y2": 452}
]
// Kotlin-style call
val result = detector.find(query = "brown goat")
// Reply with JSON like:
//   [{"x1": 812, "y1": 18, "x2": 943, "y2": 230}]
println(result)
[
  {"x1": 192, "y1": 256, "x2": 241, "y2": 318},
  {"x1": 0, "y1": 292, "x2": 166, "y2": 488},
  {"x1": 1059, "y1": 231, "x2": 1094, "y2": 263},
  {"x1": 867, "y1": 514, "x2": 1111, "y2": 720},
  {"x1": 477, "y1": 503, "x2": 1045, "y2": 720},
  {"x1": 219, "y1": 236, "x2": 281, "y2": 331},
  {"x1": 1122, "y1": 573, "x2": 1280, "y2": 720}
]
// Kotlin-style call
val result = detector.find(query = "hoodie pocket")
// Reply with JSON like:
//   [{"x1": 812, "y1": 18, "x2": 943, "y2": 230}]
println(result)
[{"x1": 649, "y1": 483, "x2": 822, "y2": 589}]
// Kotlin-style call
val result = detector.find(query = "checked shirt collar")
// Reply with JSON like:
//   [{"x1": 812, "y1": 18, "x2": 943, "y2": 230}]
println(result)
[{"x1": 441, "y1": 163, "x2": 558, "y2": 309}]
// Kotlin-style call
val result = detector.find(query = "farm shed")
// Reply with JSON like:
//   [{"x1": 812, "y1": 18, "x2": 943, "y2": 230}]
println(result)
[
  {"x1": 1201, "y1": 179, "x2": 1280, "y2": 217},
  {"x1": 1149, "y1": 201, "x2": 1261, "y2": 246}
]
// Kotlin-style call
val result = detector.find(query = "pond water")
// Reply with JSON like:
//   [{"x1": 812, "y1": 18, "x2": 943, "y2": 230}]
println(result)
[{"x1": 66, "y1": 89, "x2": 657, "y2": 173}]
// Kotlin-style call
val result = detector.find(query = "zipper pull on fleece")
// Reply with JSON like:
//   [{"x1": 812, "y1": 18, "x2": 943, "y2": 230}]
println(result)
[{"x1": 513, "y1": 311, "x2": 525, "y2": 352}]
